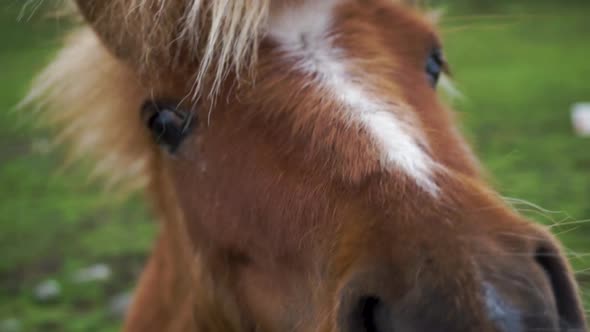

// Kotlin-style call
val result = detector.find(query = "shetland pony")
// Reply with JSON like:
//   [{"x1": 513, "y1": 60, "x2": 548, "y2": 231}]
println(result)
[{"x1": 28, "y1": 0, "x2": 587, "y2": 331}]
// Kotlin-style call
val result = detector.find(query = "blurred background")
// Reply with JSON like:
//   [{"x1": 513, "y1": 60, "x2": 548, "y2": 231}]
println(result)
[{"x1": 1, "y1": 0, "x2": 589, "y2": 331}]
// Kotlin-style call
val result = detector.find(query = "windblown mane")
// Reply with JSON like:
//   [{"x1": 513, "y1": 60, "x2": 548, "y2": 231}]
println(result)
[
  {"x1": 24, "y1": 29, "x2": 151, "y2": 192},
  {"x1": 74, "y1": 0, "x2": 271, "y2": 98}
]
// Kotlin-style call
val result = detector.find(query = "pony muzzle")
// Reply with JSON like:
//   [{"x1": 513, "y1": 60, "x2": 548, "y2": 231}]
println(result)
[{"x1": 336, "y1": 231, "x2": 585, "y2": 332}]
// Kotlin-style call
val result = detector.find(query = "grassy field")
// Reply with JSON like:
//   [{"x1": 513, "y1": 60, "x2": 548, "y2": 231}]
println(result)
[
  {"x1": 0, "y1": 3, "x2": 155, "y2": 331},
  {"x1": 1, "y1": 1, "x2": 589, "y2": 331}
]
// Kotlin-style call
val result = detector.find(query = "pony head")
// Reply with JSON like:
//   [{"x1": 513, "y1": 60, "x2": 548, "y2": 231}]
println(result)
[{"x1": 29, "y1": 0, "x2": 587, "y2": 331}]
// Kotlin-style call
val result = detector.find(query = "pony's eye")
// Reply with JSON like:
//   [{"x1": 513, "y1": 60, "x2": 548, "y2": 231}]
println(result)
[
  {"x1": 141, "y1": 101, "x2": 195, "y2": 153},
  {"x1": 425, "y1": 48, "x2": 444, "y2": 87}
]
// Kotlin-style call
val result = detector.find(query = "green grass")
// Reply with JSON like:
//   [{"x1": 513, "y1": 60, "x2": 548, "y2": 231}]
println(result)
[
  {"x1": 442, "y1": 4, "x2": 590, "y2": 261},
  {"x1": 442, "y1": 0, "x2": 590, "y2": 305},
  {"x1": 1, "y1": 1, "x2": 589, "y2": 331},
  {"x1": 0, "y1": 3, "x2": 155, "y2": 331}
]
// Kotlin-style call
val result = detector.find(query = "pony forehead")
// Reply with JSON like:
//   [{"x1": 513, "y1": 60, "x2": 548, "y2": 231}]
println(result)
[{"x1": 268, "y1": 0, "x2": 439, "y2": 195}]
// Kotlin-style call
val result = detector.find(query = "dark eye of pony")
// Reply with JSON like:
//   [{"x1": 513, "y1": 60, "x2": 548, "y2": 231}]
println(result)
[
  {"x1": 141, "y1": 101, "x2": 195, "y2": 153},
  {"x1": 425, "y1": 48, "x2": 444, "y2": 87}
]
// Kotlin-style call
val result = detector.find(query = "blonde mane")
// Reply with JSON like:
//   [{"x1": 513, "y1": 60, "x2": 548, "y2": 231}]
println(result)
[
  {"x1": 74, "y1": 0, "x2": 271, "y2": 99},
  {"x1": 24, "y1": 29, "x2": 153, "y2": 192},
  {"x1": 180, "y1": 0, "x2": 271, "y2": 98}
]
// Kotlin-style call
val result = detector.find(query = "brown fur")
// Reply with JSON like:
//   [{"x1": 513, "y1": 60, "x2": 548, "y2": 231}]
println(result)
[{"x1": 28, "y1": 0, "x2": 586, "y2": 331}]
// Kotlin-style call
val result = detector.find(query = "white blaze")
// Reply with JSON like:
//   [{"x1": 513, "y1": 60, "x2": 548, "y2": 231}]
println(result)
[{"x1": 268, "y1": 0, "x2": 439, "y2": 195}]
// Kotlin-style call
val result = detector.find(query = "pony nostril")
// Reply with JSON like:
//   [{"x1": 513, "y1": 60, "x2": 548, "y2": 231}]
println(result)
[
  {"x1": 534, "y1": 245, "x2": 586, "y2": 330},
  {"x1": 346, "y1": 296, "x2": 393, "y2": 332}
]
